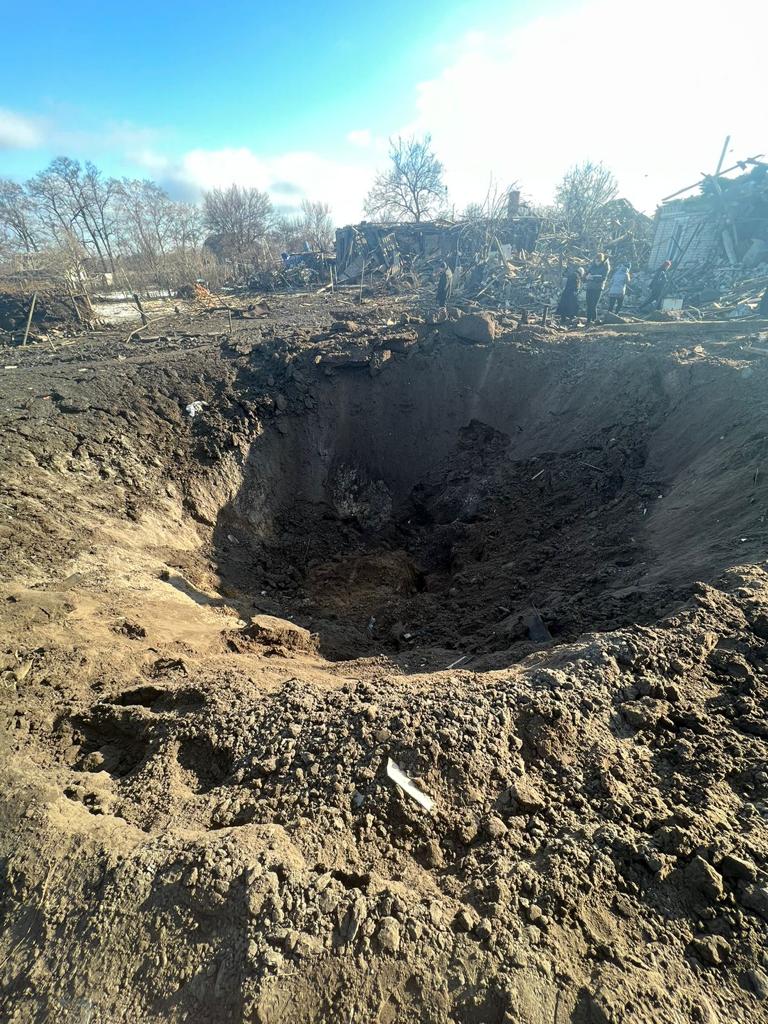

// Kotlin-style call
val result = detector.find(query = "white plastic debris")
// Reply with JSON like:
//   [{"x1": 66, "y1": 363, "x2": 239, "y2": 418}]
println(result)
[
  {"x1": 446, "y1": 655, "x2": 468, "y2": 670},
  {"x1": 386, "y1": 758, "x2": 434, "y2": 812},
  {"x1": 186, "y1": 400, "x2": 208, "y2": 418}
]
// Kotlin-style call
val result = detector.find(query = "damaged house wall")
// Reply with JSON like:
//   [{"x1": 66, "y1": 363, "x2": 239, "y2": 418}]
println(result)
[{"x1": 648, "y1": 204, "x2": 721, "y2": 271}]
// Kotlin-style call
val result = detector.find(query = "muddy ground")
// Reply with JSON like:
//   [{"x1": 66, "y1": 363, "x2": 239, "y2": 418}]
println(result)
[{"x1": 1, "y1": 293, "x2": 768, "y2": 1022}]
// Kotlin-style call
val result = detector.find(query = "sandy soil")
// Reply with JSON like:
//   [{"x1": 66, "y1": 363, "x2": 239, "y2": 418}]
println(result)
[{"x1": 1, "y1": 295, "x2": 768, "y2": 1022}]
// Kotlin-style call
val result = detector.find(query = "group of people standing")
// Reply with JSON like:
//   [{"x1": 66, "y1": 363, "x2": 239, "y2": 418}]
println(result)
[
  {"x1": 435, "y1": 252, "x2": 677, "y2": 325},
  {"x1": 556, "y1": 255, "x2": 673, "y2": 324}
]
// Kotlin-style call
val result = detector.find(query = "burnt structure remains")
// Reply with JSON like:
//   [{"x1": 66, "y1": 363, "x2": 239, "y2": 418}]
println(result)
[{"x1": 335, "y1": 204, "x2": 541, "y2": 284}]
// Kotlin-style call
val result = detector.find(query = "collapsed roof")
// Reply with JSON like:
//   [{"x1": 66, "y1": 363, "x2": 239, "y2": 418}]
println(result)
[{"x1": 649, "y1": 160, "x2": 768, "y2": 271}]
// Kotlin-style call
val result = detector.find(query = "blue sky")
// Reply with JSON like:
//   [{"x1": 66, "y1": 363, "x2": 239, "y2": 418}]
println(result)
[{"x1": 1, "y1": 0, "x2": 766, "y2": 221}]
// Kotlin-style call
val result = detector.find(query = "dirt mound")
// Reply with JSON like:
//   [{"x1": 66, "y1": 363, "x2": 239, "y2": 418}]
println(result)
[
  {"x1": 0, "y1": 291, "x2": 80, "y2": 335},
  {"x1": 0, "y1": 298, "x2": 767, "y2": 1022}
]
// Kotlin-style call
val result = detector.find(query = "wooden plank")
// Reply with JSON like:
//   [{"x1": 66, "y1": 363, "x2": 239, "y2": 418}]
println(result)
[{"x1": 22, "y1": 292, "x2": 38, "y2": 346}]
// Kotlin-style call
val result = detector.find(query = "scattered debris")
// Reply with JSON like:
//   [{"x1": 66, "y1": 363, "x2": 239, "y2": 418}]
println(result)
[{"x1": 386, "y1": 757, "x2": 435, "y2": 811}]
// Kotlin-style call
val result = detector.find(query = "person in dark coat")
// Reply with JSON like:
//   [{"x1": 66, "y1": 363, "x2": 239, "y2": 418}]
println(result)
[
  {"x1": 436, "y1": 261, "x2": 453, "y2": 308},
  {"x1": 642, "y1": 260, "x2": 672, "y2": 312},
  {"x1": 467, "y1": 254, "x2": 485, "y2": 295},
  {"x1": 584, "y1": 253, "x2": 610, "y2": 323},
  {"x1": 556, "y1": 262, "x2": 584, "y2": 323}
]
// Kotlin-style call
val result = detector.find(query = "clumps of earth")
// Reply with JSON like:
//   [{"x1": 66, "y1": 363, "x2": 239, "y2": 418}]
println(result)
[{"x1": 1, "y1": 294, "x2": 767, "y2": 1022}]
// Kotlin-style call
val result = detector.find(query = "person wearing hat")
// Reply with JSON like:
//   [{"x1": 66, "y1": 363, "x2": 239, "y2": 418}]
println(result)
[
  {"x1": 584, "y1": 252, "x2": 611, "y2": 324},
  {"x1": 643, "y1": 260, "x2": 672, "y2": 312}
]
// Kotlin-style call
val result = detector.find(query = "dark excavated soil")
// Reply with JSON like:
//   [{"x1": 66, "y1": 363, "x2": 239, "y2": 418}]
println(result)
[
  {"x1": 219, "y1": 417, "x2": 662, "y2": 665},
  {"x1": 1, "y1": 296, "x2": 768, "y2": 1023}
]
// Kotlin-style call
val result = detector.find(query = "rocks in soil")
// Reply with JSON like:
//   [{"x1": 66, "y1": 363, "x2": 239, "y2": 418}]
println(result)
[
  {"x1": 505, "y1": 777, "x2": 546, "y2": 814},
  {"x1": 689, "y1": 935, "x2": 732, "y2": 966},
  {"x1": 685, "y1": 856, "x2": 725, "y2": 901},
  {"x1": 748, "y1": 968, "x2": 768, "y2": 1000},
  {"x1": 376, "y1": 916, "x2": 401, "y2": 953},
  {"x1": 718, "y1": 853, "x2": 758, "y2": 882},
  {"x1": 243, "y1": 614, "x2": 317, "y2": 653},
  {"x1": 450, "y1": 312, "x2": 497, "y2": 344},
  {"x1": 738, "y1": 884, "x2": 768, "y2": 920},
  {"x1": 453, "y1": 906, "x2": 479, "y2": 932}
]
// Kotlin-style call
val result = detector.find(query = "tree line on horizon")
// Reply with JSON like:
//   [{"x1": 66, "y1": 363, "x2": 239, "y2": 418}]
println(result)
[
  {"x1": 0, "y1": 138, "x2": 644, "y2": 295},
  {"x1": 0, "y1": 156, "x2": 336, "y2": 292}
]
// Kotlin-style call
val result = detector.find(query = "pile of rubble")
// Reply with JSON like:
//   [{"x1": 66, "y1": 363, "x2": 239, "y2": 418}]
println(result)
[
  {"x1": 334, "y1": 217, "x2": 541, "y2": 296},
  {"x1": 248, "y1": 253, "x2": 335, "y2": 293},
  {"x1": 664, "y1": 263, "x2": 768, "y2": 317}
]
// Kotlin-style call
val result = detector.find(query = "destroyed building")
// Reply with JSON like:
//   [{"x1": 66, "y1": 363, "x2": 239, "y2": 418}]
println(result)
[
  {"x1": 649, "y1": 160, "x2": 768, "y2": 271},
  {"x1": 335, "y1": 205, "x2": 541, "y2": 283}
]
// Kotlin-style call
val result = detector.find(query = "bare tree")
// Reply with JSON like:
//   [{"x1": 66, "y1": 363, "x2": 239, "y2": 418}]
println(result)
[
  {"x1": 167, "y1": 200, "x2": 204, "y2": 252},
  {"x1": 364, "y1": 134, "x2": 447, "y2": 222},
  {"x1": 0, "y1": 158, "x2": 218, "y2": 295},
  {"x1": 28, "y1": 158, "x2": 119, "y2": 273},
  {"x1": 553, "y1": 161, "x2": 618, "y2": 246},
  {"x1": 271, "y1": 214, "x2": 300, "y2": 255},
  {"x1": 298, "y1": 199, "x2": 334, "y2": 251},
  {"x1": 275, "y1": 199, "x2": 335, "y2": 253},
  {"x1": 461, "y1": 202, "x2": 485, "y2": 222},
  {"x1": 0, "y1": 180, "x2": 42, "y2": 254},
  {"x1": 462, "y1": 180, "x2": 521, "y2": 224},
  {"x1": 82, "y1": 161, "x2": 119, "y2": 272},
  {"x1": 202, "y1": 185, "x2": 273, "y2": 264},
  {"x1": 119, "y1": 181, "x2": 165, "y2": 252}
]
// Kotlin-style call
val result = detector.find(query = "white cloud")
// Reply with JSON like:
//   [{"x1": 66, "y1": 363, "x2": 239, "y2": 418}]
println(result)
[
  {"x1": 31, "y1": 0, "x2": 763, "y2": 227},
  {"x1": 140, "y1": 146, "x2": 375, "y2": 224},
  {"x1": 347, "y1": 129, "x2": 372, "y2": 147},
  {"x1": 407, "y1": 0, "x2": 768, "y2": 212},
  {"x1": 0, "y1": 108, "x2": 43, "y2": 150}
]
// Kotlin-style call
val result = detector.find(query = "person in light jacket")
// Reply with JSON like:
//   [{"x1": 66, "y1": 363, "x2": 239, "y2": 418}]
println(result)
[{"x1": 607, "y1": 263, "x2": 631, "y2": 313}]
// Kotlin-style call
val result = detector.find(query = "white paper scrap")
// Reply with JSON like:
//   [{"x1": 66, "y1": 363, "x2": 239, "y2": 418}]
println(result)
[{"x1": 386, "y1": 758, "x2": 434, "y2": 812}]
